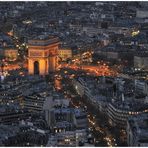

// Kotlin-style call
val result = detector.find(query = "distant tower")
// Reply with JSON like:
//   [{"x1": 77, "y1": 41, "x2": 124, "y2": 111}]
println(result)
[{"x1": 28, "y1": 35, "x2": 60, "y2": 75}]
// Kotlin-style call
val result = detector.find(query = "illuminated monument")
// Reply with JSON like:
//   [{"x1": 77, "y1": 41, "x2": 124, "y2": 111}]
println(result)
[{"x1": 28, "y1": 35, "x2": 60, "y2": 75}]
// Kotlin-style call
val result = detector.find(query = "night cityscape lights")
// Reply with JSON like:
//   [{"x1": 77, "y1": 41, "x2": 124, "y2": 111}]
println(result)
[{"x1": 0, "y1": 1, "x2": 148, "y2": 147}]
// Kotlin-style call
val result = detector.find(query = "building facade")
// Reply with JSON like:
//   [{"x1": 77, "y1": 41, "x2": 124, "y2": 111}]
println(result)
[
  {"x1": 28, "y1": 35, "x2": 60, "y2": 75},
  {"x1": 4, "y1": 48, "x2": 18, "y2": 61},
  {"x1": 134, "y1": 55, "x2": 148, "y2": 70},
  {"x1": 127, "y1": 113, "x2": 148, "y2": 146},
  {"x1": 58, "y1": 48, "x2": 72, "y2": 61}
]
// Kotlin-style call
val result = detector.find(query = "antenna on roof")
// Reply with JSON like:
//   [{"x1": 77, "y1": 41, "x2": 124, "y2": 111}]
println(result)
[{"x1": 122, "y1": 93, "x2": 125, "y2": 102}]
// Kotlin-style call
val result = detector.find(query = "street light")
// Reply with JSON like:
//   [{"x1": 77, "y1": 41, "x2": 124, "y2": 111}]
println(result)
[{"x1": 0, "y1": 60, "x2": 4, "y2": 73}]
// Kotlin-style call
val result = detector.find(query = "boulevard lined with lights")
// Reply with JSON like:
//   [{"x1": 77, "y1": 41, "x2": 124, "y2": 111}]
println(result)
[{"x1": 59, "y1": 63, "x2": 118, "y2": 77}]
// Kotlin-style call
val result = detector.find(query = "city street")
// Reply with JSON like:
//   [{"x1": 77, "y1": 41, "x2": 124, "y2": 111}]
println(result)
[{"x1": 53, "y1": 72, "x2": 127, "y2": 147}]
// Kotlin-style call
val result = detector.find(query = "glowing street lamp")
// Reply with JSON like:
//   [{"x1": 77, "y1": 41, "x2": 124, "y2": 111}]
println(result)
[{"x1": 0, "y1": 60, "x2": 4, "y2": 73}]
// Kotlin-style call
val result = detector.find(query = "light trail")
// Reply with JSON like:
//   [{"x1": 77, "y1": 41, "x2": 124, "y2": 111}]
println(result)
[{"x1": 58, "y1": 63, "x2": 118, "y2": 77}]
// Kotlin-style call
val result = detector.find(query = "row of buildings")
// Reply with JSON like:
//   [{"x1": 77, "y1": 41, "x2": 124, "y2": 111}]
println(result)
[
  {"x1": 72, "y1": 75, "x2": 148, "y2": 146},
  {"x1": 0, "y1": 71, "x2": 91, "y2": 146},
  {"x1": 0, "y1": 33, "x2": 72, "y2": 62},
  {"x1": 96, "y1": 43, "x2": 148, "y2": 70},
  {"x1": 1, "y1": 2, "x2": 148, "y2": 70}
]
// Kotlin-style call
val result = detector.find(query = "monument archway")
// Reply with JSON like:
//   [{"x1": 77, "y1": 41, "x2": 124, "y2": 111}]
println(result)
[
  {"x1": 34, "y1": 61, "x2": 39, "y2": 75},
  {"x1": 28, "y1": 36, "x2": 60, "y2": 75}
]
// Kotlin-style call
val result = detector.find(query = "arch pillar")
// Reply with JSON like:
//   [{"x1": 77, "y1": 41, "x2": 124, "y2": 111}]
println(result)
[
  {"x1": 28, "y1": 59, "x2": 34, "y2": 75},
  {"x1": 39, "y1": 59, "x2": 48, "y2": 75}
]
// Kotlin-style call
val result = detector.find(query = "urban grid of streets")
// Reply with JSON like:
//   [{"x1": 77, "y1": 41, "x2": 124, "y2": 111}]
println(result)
[
  {"x1": 54, "y1": 68, "x2": 126, "y2": 147},
  {"x1": 1, "y1": 2, "x2": 148, "y2": 147},
  {"x1": 0, "y1": 63, "x2": 126, "y2": 146}
]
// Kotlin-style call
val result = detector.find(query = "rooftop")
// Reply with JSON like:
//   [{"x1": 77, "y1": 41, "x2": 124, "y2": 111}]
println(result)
[
  {"x1": 128, "y1": 113, "x2": 148, "y2": 138},
  {"x1": 28, "y1": 35, "x2": 60, "y2": 46},
  {"x1": 74, "y1": 108, "x2": 87, "y2": 117},
  {"x1": 111, "y1": 99, "x2": 148, "y2": 112},
  {"x1": 0, "y1": 125, "x2": 19, "y2": 142}
]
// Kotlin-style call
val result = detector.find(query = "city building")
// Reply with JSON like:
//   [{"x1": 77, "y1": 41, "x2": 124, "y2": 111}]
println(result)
[
  {"x1": 0, "y1": 46, "x2": 18, "y2": 61},
  {"x1": 107, "y1": 99, "x2": 148, "y2": 128},
  {"x1": 136, "y1": 9, "x2": 148, "y2": 18},
  {"x1": 4, "y1": 47, "x2": 18, "y2": 61},
  {"x1": 134, "y1": 79, "x2": 147, "y2": 95},
  {"x1": 0, "y1": 47, "x2": 4, "y2": 59},
  {"x1": 134, "y1": 54, "x2": 148, "y2": 70},
  {"x1": 46, "y1": 129, "x2": 88, "y2": 147},
  {"x1": 72, "y1": 76, "x2": 113, "y2": 113},
  {"x1": 0, "y1": 125, "x2": 19, "y2": 146},
  {"x1": 58, "y1": 48, "x2": 72, "y2": 61},
  {"x1": 74, "y1": 108, "x2": 88, "y2": 129},
  {"x1": 127, "y1": 113, "x2": 148, "y2": 146},
  {"x1": 23, "y1": 95, "x2": 46, "y2": 112},
  {"x1": 58, "y1": 129, "x2": 89, "y2": 146}
]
